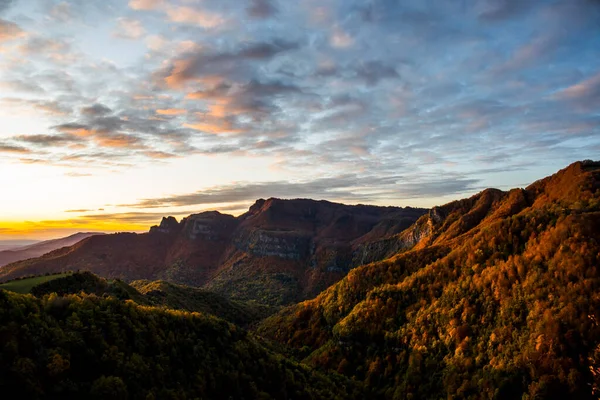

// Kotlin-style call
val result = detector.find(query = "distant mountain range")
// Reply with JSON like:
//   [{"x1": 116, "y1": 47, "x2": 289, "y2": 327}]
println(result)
[
  {"x1": 0, "y1": 232, "x2": 104, "y2": 267},
  {"x1": 0, "y1": 240, "x2": 39, "y2": 252},
  {"x1": 0, "y1": 202, "x2": 426, "y2": 305}
]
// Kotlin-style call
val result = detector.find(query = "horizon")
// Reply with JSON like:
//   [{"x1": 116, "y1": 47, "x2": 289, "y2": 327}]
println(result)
[{"x1": 1, "y1": 0, "x2": 599, "y2": 239}]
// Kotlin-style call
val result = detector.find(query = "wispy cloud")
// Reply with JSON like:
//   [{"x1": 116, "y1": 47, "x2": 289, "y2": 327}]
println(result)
[
  {"x1": 113, "y1": 18, "x2": 146, "y2": 40},
  {"x1": 121, "y1": 174, "x2": 481, "y2": 209}
]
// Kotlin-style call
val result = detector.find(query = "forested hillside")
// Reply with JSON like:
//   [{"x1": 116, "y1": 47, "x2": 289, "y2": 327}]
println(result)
[
  {"x1": 258, "y1": 160, "x2": 600, "y2": 399},
  {"x1": 0, "y1": 289, "x2": 365, "y2": 399},
  {"x1": 28, "y1": 272, "x2": 274, "y2": 327}
]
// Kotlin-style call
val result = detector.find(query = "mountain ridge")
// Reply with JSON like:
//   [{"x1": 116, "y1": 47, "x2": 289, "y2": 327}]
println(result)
[
  {"x1": 0, "y1": 198, "x2": 427, "y2": 305},
  {"x1": 0, "y1": 232, "x2": 105, "y2": 267}
]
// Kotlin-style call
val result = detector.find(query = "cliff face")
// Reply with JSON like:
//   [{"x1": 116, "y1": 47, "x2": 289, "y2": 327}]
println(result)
[
  {"x1": 0, "y1": 198, "x2": 427, "y2": 305},
  {"x1": 207, "y1": 199, "x2": 427, "y2": 304}
]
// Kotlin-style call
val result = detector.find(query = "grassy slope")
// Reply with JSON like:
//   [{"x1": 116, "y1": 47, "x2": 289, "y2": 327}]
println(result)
[
  {"x1": 0, "y1": 273, "x2": 72, "y2": 294},
  {"x1": 132, "y1": 280, "x2": 276, "y2": 326}
]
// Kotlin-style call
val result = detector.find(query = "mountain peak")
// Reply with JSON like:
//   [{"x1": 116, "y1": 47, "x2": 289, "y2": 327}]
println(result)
[
  {"x1": 149, "y1": 216, "x2": 180, "y2": 234},
  {"x1": 527, "y1": 160, "x2": 600, "y2": 207}
]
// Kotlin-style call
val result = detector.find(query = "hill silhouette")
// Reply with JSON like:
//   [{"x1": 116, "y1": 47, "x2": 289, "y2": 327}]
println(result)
[{"x1": 0, "y1": 232, "x2": 103, "y2": 267}]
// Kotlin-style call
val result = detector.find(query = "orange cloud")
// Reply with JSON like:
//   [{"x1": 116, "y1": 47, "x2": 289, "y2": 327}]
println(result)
[
  {"x1": 0, "y1": 19, "x2": 25, "y2": 43},
  {"x1": 56, "y1": 125, "x2": 94, "y2": 137},
  {"x1": 94, "y1": 134, "x2": 145, "y2": 149},
  {"x1": 0, "y1": 145, "x2": 31, "y2": 154},
  {"x1": 184, "y1": 118, "x2": 242, "y2": 135},
  {"x1": 142, "y1": 151, "x2": 178, "y2": 159},
  {"x1": 156, "y1": 108, "x2": 186, "y2": 115},
  {"x1": 208, "y1": 101, "x2": 229, "y2": 118},
  {"x1": 129, "y1": 0, "x2": 164, "y2": 11},
  {"x1": 133, "y1": 94, "x2": 155, "y2": 100},
  {"x1": 166, "y1": 6, "x2": 225, "y2": 28}
]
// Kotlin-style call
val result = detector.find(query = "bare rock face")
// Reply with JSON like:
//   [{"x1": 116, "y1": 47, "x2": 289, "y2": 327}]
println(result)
[
  {"x1": 234, "y1": 229, "x2": 312, "y2": 260},
  {"x1": 181, "y1": 212, "x2": 238, "y2": 241},
  {"x1": 150, "y1": 217, "x2": 181, "y2": 235}
]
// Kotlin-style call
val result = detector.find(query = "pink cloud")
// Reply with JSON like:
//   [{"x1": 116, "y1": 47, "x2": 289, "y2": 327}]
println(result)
[{"x1": 165, "y1": 6, "x2": 225, "y2": 28}]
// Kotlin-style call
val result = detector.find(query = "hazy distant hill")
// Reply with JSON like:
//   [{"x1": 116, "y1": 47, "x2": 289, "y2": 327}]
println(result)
[
  {"x1": 0, "y1": 240, "x2": 39, "y2": 252},
  {"x1": 0, "y1": 232, "x2": 104, "y2": 267},
  {"x1": 258, "y1": 160, "x2": 600, "y2": 399},
  {"x1": 0, "y1": 202, "x2": 426, "y2": 305}
]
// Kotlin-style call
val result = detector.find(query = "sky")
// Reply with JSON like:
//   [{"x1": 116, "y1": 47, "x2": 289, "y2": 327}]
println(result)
[{"x1": 0, "y1": 0, "x2": 599, "y2": 239}]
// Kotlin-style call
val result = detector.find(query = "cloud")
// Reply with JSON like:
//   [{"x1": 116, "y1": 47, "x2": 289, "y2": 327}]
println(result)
[
  {"x1": 122, "y1": 174, "x2": 481, "y2": 209},
  {"x1": 478, "y1": 0, "x2": 534, "y2": 21},
  {"x1": 354, "y1": 61, "x2": 399, "y2": 85},
  {"x1": 145, "y1": 34, "x2": 169, "y2": 51},
  {"x1": 49, "y1": 2, "x2": 73, "y2": 22},
  {"x1": 0, "y1": 144, "x2": 31, "y2": 154},
  {"x1": 129, "y1": 0, "x2": 164, "y2": 11},
  {"x1": 556, "y1": 72, "x2": 600, "y2": 105},
  {"x1": 330, "y1": 28, "x2": 354, "y2": 48},
  {"x1": 14, "y1": 134, "x2": 83, "y2": 147},
  {"x1": 0, "y1": 19, "x2": 24, "y2": 42},
  {"x1": 0, "y1": 79, "x2": 45, "y2": 93},
  {"x1": 93, "y1": 132, "x2": 146, "y2": 149},
  {"x1": 114, "y1": 18, "x2": 146, "y2": 40},
  {"x1": 82, "y1": 104, "x2": 113, "y2": 116},
  {"x1": 1, "y1": 98, "x2": 68, "y2": 116},
  {"x1": 142, "y1": 150, "x2": 178, "y2": 159},
  {"x1": 165, "y1": 6, "x2": 225, "y2": 28},
  {"x1": 156, "y1": 108, "x2": 186, "y2": 115},
  {"x1": 161, "y1": 40, "x2": 300, "y2": 88},
  {"x1": 0, "y1": 0, "x2": 15, "y2": 14},
  {"x1": 248, "y1": 0, "x2": 278, "y2": 18}
]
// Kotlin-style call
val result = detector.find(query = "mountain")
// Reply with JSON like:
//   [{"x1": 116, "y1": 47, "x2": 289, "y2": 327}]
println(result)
[
  {"x1": 0, "y1": 232, "x2": 104, "y2": 267},
  {"x1": 0, "y1": 240, "x2": 39, "y2": 252},
  {"x1": 0, "y1": 288, "x2": 367, "y2": 399},
  {"x1": 0, "y1": 201, "x2": 426, "y2": 305},
  {"x1": 257, "y1": 160, "x2": 600, "y2": 399}
]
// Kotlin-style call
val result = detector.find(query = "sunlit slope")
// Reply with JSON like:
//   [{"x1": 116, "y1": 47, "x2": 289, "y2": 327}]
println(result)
[{"x1": 258, "y1": 160, "x2": 600, "y2": 399}]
